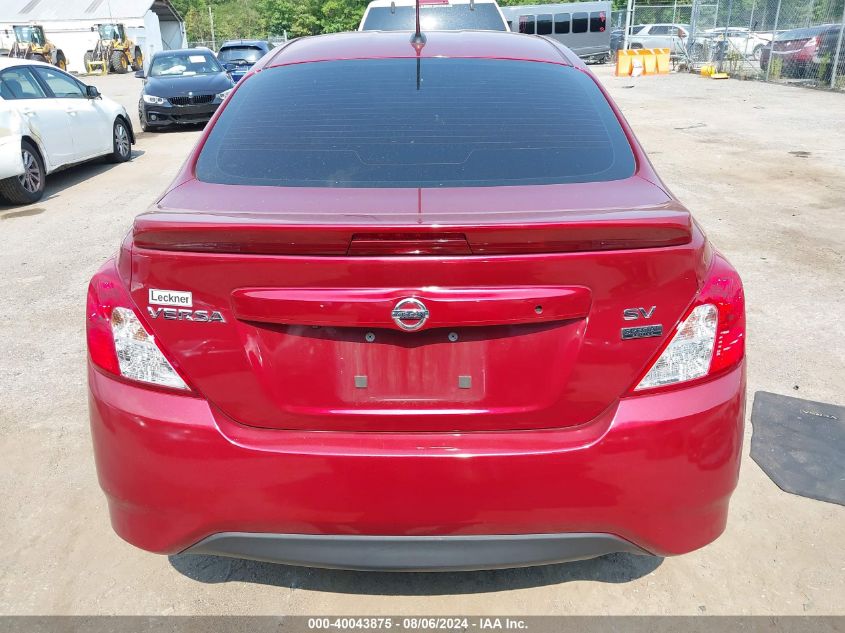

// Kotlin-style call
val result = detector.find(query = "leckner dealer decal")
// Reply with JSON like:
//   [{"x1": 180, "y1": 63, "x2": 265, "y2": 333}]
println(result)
[{"x1": 148, "y1": 288, "x2": 193, "y2": 308}]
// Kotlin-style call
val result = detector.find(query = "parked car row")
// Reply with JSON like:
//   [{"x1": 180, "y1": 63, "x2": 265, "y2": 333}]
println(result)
[
  {"x1": 6, "y1": 4, "x2": 839, "y2": 211},
  {"x1": 610, "y1": 21, "x2": 844, "y2": 78},
  {"x1": 0, "y1": 36, "x2": 278, "y2": 205},
  {"x1": 612, "y1": 24, "x2": 774, "y2": 61},
  {"x1": 135, "y1": 39, "x2": 277, "y2": 132}
]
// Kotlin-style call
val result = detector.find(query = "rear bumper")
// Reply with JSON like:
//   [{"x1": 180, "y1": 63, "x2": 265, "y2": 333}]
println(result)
[
  {"x1": 89, "y1": 362, "x2": 745, "y2": 568},
  {"x1": 185, "y1": 532, "x2": 648, "y2": 571}
]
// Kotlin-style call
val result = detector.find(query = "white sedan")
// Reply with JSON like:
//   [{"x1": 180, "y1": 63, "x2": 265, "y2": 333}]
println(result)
[
  {"x1": 703, "y1": 27, "x2": 772, "y2": 60},
  {"x1": 0, "y1": 57, "x2": 134, "y2": 205}
]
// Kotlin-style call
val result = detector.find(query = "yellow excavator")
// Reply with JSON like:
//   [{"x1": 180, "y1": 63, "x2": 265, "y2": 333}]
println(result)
[
  {"x1": 84, "y1": 23, "x2": 143, "y2": 74},
  {"x1": 7, "y1": 24, "x2": 67, "y2": 70}
]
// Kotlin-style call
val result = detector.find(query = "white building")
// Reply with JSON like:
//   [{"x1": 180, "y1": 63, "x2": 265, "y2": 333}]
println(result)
[{"x1": 0, "y1": 0, "x2": 186, "y2": 74}]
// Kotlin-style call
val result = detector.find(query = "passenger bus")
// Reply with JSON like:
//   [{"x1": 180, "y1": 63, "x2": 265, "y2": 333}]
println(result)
[{"x1": 498, "y1": 2, "x2": 612, "y2": 62}]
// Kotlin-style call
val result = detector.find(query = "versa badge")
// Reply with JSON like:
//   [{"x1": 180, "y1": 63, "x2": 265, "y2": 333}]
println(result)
[{"x1": 148, "y1": 307, "x2": 225, "y2": 323}]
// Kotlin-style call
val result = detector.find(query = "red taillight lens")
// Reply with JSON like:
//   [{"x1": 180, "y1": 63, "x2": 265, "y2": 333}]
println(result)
[
  {"x1": 86, "y1": 260, "x2": 190, "y2": 391},
  {"x1": 702, "y1": 255, "x2": 745, "y2": 376},
  {"x1": 86, "y1": 261, "x2": 127, "y2": 375},
  {"x1": 678, "y1": 28, "x2": 688, "y2": 38},
  {"x1": 630, "y1": 254, "x2": 745, "y2": 394},
  {"x1": 803, "y1": 36, "x2": 819, "y2": 49}
]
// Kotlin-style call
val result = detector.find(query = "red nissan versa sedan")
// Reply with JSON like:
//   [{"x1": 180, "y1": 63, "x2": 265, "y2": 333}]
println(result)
[{"x1": 87, "y1": 30, "x2": 746, "y2": 571}]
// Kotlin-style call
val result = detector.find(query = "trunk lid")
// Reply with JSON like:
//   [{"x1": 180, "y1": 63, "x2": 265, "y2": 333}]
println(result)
[{"x1": 129, "y1": 177, "x2": 707, "y2": 432}]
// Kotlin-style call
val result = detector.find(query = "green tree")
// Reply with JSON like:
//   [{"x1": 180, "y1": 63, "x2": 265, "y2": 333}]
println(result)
[{"x1": 320, "y1": 0, "x2": 370, "y2": 32}]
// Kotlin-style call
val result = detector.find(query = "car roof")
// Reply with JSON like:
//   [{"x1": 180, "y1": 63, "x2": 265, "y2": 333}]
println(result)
[
  {"x1": 0, "y1": 57, "x2": 57, "y2": 70},
  {"x1": 220, "y1": 39, "x2": 269, "y2": 47},
  {"x1": 151, "y1": 47, "x2": 214, "y2": 57},
  {"x1": 259, "y1": 30, "x2": 578, "y2": 69},
  {"x1": 777, "y1": 24, "x2": 836, "y2": 38}
]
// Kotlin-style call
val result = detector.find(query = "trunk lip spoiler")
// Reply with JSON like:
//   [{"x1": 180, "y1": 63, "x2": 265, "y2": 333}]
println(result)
[{"x1": 132, "y1": 209, "x2": 693, "y2": 256}]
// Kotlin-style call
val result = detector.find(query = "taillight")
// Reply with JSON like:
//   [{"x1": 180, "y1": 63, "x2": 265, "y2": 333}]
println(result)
[
  {"x1": 86, "y1": 260, "x2": 189, "y2": 391},
  {"x1": 86, "y1": 271, "x2": 122, "y2": 376},
  {"x1": 631, "y1": 254, "x2": 745, "y2": 393},
  {"x1": 803, "y1": 36, "x2": 819, "y2": 49},
  {"x1": 677, "y1": 28, "x2": 688, "y2": 38}
]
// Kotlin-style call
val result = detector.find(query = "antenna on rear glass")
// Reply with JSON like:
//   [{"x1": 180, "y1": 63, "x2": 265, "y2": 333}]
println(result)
[{"x1": 410, "y1": 0, "x2": 426, "y2": 51}]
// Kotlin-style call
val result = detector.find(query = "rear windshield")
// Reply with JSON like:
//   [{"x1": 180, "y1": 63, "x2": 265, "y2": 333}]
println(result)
[
  {"x1": 218, "y1": 46, "x2": 265, "y2": 63},
  {"x1": 195, "y1": 58, "x2": 636, "y2": 188},
  {"x1": 362, "y1": 5, "x2": 507, "y2": 31}
]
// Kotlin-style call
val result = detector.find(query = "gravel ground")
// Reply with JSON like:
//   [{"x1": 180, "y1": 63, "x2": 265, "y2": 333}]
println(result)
[{"x1": 0, "y1": 65, "x2": 843, "y2": 615}]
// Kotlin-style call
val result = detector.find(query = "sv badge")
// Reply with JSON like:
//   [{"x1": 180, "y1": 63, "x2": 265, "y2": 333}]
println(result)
[
  {"x1": 148, "y1": 306, "x2": 225, "y2": 323},
  {"x1": 623, "y1": 306, "x2": 656, "y2": 321}
]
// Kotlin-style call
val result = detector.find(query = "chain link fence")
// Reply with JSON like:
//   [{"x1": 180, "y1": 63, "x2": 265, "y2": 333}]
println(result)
[{"x1": 619, "y1": 0, "x2": 845, "y2": 90}]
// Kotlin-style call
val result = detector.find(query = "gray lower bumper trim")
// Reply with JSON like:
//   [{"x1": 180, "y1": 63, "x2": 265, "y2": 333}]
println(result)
[{"x1": 183, "y1": 532, "x2": 651, "y2": 571}]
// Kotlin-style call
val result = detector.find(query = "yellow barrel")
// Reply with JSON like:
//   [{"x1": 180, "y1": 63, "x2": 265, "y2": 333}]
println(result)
[
  {"x1": 655, "y1": 48, "x2": 671, "y2": 74},
  {"x1": 615, "y1": 50, "x2": 634, "y2": 76},
  {"x1": 639, "y1": 49, "x2": 658, "y2": 75}
]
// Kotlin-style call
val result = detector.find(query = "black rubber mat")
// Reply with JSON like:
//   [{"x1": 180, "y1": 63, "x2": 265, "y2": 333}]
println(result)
[{"x1": 751, "y1": 391, "x2": 844, "y2": 506}]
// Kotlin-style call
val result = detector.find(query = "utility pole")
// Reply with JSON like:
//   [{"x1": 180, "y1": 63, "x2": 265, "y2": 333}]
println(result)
[
  {"x1": 622, "y1": 0, "x2": 634, "y2": 51},
  {"x1": 831, "y1": 3, "x2": 845, "y2": 89},
  {"x1": 208, "y1": 5, "x2": 216, "y2": 51},
  {"x1": 690, "y1": 0, "x2": 699, "y2": 48},
  {"x1": 765, "y1": 0, "x2": 781, "y2": 82},
  {"x1": 718, "y1": 0, "x2": 734, "y2": 73}
]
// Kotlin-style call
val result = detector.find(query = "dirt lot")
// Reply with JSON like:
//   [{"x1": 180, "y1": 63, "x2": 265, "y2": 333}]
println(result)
[{"x1": 0, "y1": 66, "x2": 843, "y2": 616}]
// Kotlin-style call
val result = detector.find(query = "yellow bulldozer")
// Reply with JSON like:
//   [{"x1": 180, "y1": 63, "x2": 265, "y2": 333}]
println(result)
[
  {"x1": 84, "y1": 23, "x2": 143, "y2": 74},
  {"x1": 6, "y1": 24, "x2": 67, "y2": 70}
]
